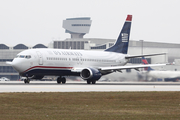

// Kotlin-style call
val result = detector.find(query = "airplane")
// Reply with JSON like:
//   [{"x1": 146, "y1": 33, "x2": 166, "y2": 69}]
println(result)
[
  {"x1": 141, "y1": 57, "x2": 180, "y2": 81},
  {"x1": 6, "y1": 15, "x2": 166, "y2": 84}
]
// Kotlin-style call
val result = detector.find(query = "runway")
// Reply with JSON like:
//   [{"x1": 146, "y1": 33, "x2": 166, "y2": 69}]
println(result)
[{"x1": 0, "y1": 81, "x2": 180, "y2": 92}]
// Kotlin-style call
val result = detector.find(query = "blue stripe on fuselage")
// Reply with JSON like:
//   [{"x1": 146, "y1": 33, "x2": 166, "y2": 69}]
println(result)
[{"x1": 20, "y1": 69, "x2": 80, "y2": 77}]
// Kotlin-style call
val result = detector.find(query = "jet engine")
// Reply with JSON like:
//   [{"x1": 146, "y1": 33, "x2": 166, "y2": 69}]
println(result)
[{"x1": 80, "y1": 67, "x2": 102, "y2": 81}]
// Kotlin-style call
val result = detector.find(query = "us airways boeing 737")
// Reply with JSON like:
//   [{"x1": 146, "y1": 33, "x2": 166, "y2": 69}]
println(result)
[{"x1": 6, "y1": 15, "x2": 166, "y2": 84}]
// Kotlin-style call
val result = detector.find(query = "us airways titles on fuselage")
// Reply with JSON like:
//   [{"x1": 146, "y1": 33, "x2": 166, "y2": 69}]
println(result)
[{"x1": 52, "y1": 50, "x2": 83, "y2": 56}]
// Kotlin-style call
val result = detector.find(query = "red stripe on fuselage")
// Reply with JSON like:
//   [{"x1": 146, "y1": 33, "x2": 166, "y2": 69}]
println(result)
[{"x1": 23, "y1": 66, "x2": 73, "y2": 73}]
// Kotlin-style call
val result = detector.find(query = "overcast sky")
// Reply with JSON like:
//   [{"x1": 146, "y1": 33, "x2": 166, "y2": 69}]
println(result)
[{"x1": 0, "y1": 0, "x2": 180, "y2": 46}]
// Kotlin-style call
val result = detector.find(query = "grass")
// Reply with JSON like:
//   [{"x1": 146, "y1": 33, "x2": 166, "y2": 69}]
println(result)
[{"x1": 0, "y1": 92, "x2": 180, "y2": 120}]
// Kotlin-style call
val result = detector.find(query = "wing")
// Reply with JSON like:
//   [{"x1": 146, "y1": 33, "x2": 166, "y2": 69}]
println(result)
[
  {"x1": 99, "y1": 64, "x2": 166, "y2": 71},
  {"x1": 71, "y1": 64, "x2": 166, "y2": 73}
]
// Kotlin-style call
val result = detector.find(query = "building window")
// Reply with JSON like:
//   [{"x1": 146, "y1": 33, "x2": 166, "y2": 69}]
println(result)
[
  {"x1": 129, "y1": 58, "x2": 151, "y2": 64},
  {"x1": 126, "y1": 69, "x2": 131, "y2": 72},
  {"x1": 0, "y1": 66, "x2": 17, "y2": 73},
  {"x1": 72, "y1": 24, "x2": 91, "y2": 26},
  {"x1": 91, "y1": 44, "x2": 106, "y2": 49},
  {"x1": 62, "y1": 42, "x2": 65, "y2": 49},
  {"x1": 33, "y1": 44, "x2": 47, "y2": 48},
  {"x1": 0, "y1": 59, "x2": 13, "y2": 62},
  {"x1": 13, "y1": 44, "x2": 28, "y2": 49},
  {"x1": 0, "y1": 44, "x2": 9, "y2": 49}
]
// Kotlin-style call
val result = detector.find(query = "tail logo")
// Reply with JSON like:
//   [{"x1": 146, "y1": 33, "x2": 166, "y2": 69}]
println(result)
[
  {"x1": 122, "y1": 33, "x2": 128, "y2": 42},
  {"x1": 142, "y1": 59, "x2": 148, "y2": 64}
]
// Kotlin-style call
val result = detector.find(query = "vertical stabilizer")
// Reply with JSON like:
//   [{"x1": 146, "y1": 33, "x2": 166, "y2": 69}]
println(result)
[
  {"x1": 105, "y1": 15, "x2": 132, "y2": 54},
  {"x1": 142, "y1": 57, "x2": 154, "y2": 71}
]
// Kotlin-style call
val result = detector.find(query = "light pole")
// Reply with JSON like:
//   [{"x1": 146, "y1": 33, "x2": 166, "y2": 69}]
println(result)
[
  {"x1": 139, "y1": 40, "x2": 144, "y2": 66},
  {"x1": 139, "y1": 40, "x2": 145, "y2": 80},
  {"x1": 139, "y1": 40, "x2": 143, "y2": 55}
]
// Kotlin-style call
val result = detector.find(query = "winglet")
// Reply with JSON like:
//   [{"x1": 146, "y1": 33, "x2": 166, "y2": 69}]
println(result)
[{"x1": 126, "y1": 15, "x2": 132, "y2": 21}]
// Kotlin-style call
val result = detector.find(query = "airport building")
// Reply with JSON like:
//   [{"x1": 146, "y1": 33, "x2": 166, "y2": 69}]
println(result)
[
  {"x1": 1, "y1": 17, "x2": 180, "y2": 80},
  {"x1": 62, "y1": 17, "x2": 92, "y2": 39}
]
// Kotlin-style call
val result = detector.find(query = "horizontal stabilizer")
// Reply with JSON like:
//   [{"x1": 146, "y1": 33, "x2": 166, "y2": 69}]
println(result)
[{"x1": 125, "y1": 53, "x2": 166, "y2": 59}]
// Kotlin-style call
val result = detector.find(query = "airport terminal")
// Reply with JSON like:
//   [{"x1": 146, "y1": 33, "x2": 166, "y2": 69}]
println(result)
[{"x1": 1, "y1": 17, "x2": 180, "y2": 81}]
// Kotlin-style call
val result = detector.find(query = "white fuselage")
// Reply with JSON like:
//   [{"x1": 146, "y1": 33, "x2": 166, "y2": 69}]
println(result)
[
  {"x1": 142, "y1": 70, "x2": 180, "y2": 79},
  {"x1": 11, "y1": 49, "x2": 129, "y2": 77}
]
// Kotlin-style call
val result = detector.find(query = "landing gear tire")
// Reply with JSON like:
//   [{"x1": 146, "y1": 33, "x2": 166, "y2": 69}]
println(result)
[
  {"x1": 87, "y1": 80, "x2": 96, "y2": 84},
  {"x1": 92, "y1": 80, "x2": 96, "y2": 84},
  {"x1": 57, "y1": 77, "x2": 61, "y2": 84},
  {"x1": 24, "y1": 78, "x2": 30, "y2": 84},
  {"x1": 62, "y1": 77, "x2": 66, "y2": 84},
  {"x1": 57, "y1": 76, "x2": 66, "y2": 84},
  {"x1": 87, "y1": 80, "x2": 91, "y2": 84}
]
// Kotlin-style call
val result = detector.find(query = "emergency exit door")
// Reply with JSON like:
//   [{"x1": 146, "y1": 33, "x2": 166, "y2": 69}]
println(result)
[{"x1": 36, "y1": 51, "x2": 43, "y2": 65}]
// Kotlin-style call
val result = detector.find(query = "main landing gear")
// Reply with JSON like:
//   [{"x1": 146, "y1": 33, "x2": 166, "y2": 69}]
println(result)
[
  {"x1": 24, "y1": 78, "x2": 30, "y2": 84},
  {"x1": 57, "y1": 76, "x2": 66, "y2": 84},
  {"x1": 87, "y1": 80, "x2": 96, "y2": 84}
]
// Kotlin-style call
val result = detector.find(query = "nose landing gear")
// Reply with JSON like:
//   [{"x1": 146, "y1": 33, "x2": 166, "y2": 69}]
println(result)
[
  {"x1": 24, "y1": 77, "x2": 30, "y2": 84},
  {"x1": 57, "y1": 76, "x2": 66, "y2": 84}
]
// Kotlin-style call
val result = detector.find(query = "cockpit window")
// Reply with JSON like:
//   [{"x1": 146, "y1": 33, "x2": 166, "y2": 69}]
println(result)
[
  {"x1": 25, "y1": 55, "x2": 31, "y2": 59},
  {"x1": 20, "y1": 55, "x2": 25, "y2": 58},
  {"x1": 16, "y1": 55, "x2": 31, "y2": 59}
]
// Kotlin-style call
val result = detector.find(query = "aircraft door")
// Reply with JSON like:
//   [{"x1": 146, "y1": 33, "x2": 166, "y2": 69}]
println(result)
[{"x1": 36, "y1": 51, "x2": 43, "y2": 65}]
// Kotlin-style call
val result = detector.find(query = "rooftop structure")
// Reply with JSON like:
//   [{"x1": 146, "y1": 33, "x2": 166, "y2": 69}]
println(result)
[{"x1": 63, "y1": 17, "x2": 92, "y2": 39}]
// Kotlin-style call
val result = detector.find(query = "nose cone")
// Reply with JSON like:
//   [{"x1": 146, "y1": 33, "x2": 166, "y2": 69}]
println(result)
[{"x1": 11, "y1": 59, "x2": 25, "y2": 73}]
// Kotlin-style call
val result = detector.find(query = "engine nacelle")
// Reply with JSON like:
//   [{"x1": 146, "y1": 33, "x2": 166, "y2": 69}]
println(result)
[{"x1": 80, "y1": 67, "x2": 102, "y2": 81}]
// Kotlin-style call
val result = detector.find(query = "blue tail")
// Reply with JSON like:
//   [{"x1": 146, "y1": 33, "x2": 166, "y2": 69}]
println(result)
[
  {"x1": 105, "y1": 15, "x2": 132, "y2": 54},
  {"x1": 142, "y1": 57, "x2": 154, "y2": 71}
]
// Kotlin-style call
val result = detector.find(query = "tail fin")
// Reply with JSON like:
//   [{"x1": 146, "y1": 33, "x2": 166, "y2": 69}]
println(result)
[
  {"x1": 105, "y1": 15, "x2": 132, "y2": 54},
  {"x1": 142, "y1": 57, "x2": 154, "y2": 71}
]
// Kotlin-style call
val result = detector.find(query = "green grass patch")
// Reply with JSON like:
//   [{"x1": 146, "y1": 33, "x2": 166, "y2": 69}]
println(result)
[{"x1": 0, "y1": 92, "x2": 180, "y2": 120}]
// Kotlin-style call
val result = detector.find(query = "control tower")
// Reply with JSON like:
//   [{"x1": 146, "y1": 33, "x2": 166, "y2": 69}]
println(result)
[{"x1": 63, "y1": 17, "x2": 92, "y2": 39}]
